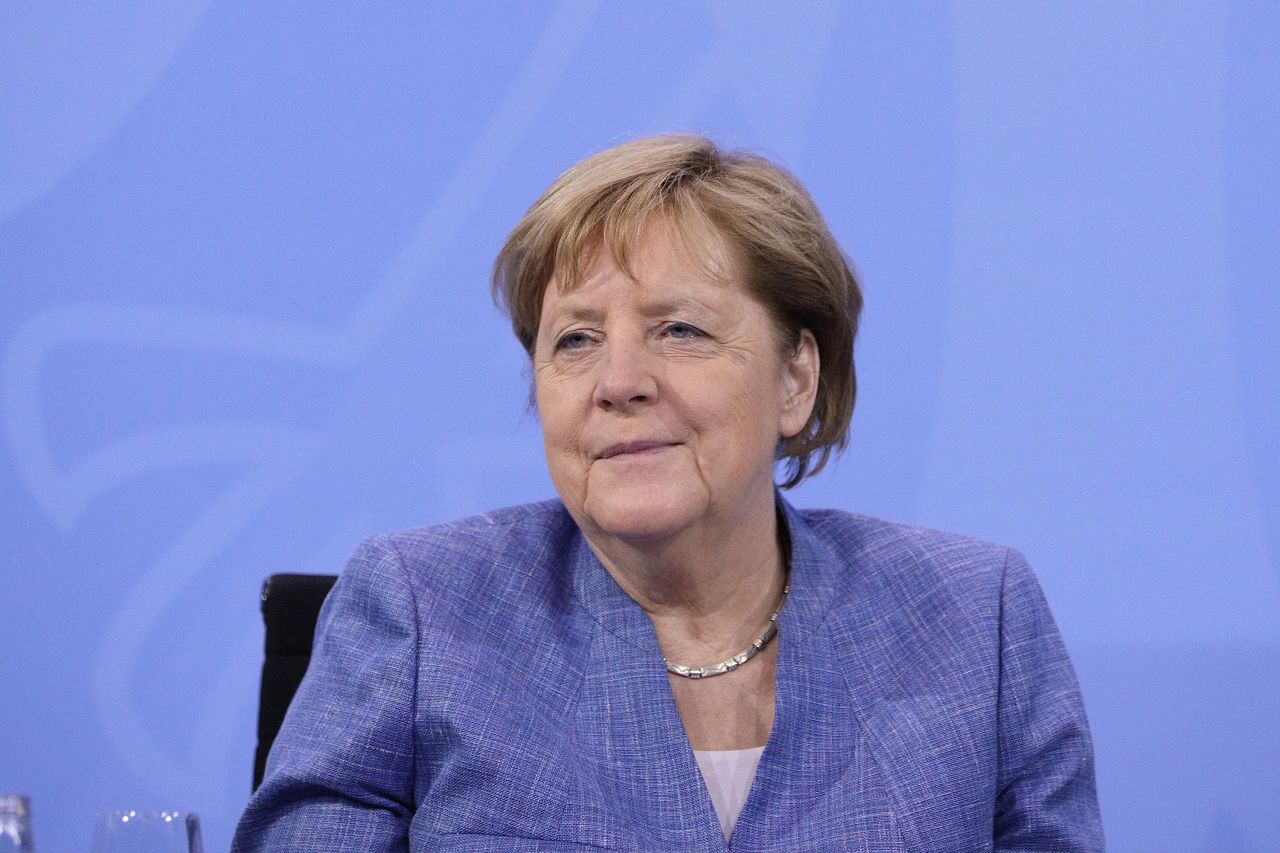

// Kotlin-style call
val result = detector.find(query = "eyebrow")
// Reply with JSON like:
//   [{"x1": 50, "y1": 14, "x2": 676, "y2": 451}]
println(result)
[
  {"x1": 546, "y1": 296, "x2": 714, "y2": 327},
  {"x1": 548, "y1": 305, "x2": 606, "y2": 326}
]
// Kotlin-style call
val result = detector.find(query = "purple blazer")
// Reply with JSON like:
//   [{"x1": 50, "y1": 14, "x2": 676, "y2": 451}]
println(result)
[{"x1": 233, "y1": 498, "x2": 1102, "y2": 851}]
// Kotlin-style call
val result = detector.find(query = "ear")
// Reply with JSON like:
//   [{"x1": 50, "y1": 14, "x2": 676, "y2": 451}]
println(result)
[{"x1": 779, "y1": 329, "x2": 820, "y2": 439}]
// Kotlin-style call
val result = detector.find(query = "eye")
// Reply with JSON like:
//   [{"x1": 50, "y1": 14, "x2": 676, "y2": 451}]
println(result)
[
  {"x1": 555, "y1": 330, "x2": 594, "y2": 351},
  {"x1": 663, "y1": 322, "x2": 704, "y2": 340}
]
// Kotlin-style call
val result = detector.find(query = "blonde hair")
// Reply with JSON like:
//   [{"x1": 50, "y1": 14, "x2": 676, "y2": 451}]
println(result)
[{"x1": 493, "y1": 135, "x2": 862, "y2": 488}]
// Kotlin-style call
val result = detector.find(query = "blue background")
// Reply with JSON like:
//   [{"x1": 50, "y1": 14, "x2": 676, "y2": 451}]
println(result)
[{"x1": 2, "y1": 3, "x2": 1277, "y2": 850}]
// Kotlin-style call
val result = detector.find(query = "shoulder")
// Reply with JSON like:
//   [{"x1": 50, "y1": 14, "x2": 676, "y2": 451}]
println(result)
[
  {"x1": 796, "y1": 507, "x2": 1017, "y2": 603},
  {"x1": 799, "y1": 508, "x2": 1010, "y2": 560},
  {"x1": 784, "y1": 506, "x2": 1041, "y2": 663},
  {"x1": 790, "y1": 507, "x2": 1068, "y2": 691},
  {"x1": 336, "y1": 499, "x2": 580, "y2": 627}
]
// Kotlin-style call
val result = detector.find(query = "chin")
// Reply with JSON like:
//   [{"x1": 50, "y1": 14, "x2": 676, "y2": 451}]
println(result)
[{"x1": 581, "y1": 478, "x2": 710, "y2": 543}]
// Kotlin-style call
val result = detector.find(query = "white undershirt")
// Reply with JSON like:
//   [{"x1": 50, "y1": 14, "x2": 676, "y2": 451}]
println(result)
[{"x1": 692, "y1": 746, "x2": 766, "y2": 840}]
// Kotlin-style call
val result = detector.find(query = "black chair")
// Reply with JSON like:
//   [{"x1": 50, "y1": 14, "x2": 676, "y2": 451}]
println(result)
[{"x1": 253, "y1": 573, "x2": 338, "y2": 791}]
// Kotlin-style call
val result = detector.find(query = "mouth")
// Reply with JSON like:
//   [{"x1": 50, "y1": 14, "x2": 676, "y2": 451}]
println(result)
[{"x1": 599, "y1": 440, "x2": 677, "y2": 460}]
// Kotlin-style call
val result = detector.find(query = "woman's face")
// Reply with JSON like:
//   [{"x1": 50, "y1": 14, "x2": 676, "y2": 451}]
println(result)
[{"x1": 533, "y1": 220, "x2": 818, "y2": 546}]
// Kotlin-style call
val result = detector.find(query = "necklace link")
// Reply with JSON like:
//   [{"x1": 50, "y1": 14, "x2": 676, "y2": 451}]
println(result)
[{"x1": 663, "y1": 582, "x2": 788, "y2": 679}]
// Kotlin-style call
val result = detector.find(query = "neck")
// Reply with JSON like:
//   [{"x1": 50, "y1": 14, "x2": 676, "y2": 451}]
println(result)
[{"x1": 581, "y1": 490, "x2": 788, "y2": 662}]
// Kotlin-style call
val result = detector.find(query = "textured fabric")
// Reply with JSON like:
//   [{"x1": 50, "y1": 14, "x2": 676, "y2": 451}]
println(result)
[
  {"x1": 693, "y1": 747, "x2": 765, "y2": 840},
  {"x1": 232, "y1": 497, "x2": 1103, "y2": 852}
]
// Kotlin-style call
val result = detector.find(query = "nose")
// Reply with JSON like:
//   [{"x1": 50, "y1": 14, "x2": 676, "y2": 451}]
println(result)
[{"x1": 592, "y1": 338, "x2": 658, "y2": 412}]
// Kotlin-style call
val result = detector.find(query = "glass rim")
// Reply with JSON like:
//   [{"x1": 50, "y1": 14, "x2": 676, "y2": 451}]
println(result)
[
  {"x1": 94, "y1": 809, "x2": 200, "y2": 822},
  {"x1": 0, "y1": 794, "x2": 31, "y2": 814}
]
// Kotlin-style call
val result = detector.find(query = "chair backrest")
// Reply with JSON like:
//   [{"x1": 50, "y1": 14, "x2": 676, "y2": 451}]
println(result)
[{"x1": 253, "y1": 572, "x2": 338, "y2": 791}]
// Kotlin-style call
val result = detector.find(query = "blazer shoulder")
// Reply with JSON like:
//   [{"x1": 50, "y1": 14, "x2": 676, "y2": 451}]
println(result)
[
  {"x1": 350, "y1": 498, "x2": 578, "y2": 613},
  {"x1": 795, "y1": 508, "x2": 1018, "y2": 607}
]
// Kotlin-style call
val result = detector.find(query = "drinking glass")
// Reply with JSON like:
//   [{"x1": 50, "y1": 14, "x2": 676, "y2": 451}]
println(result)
[
  {"x1": 90, "y1": 811, "x2": 203, "y2": 853},
  {"x1": 0, "y1": 795, "x2": 35, "y2": 853}
]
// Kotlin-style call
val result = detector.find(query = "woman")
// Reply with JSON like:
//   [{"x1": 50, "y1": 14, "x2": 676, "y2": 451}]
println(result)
[{"x1": 233, "y1": 136, "x2": 1102, "y2": 851}]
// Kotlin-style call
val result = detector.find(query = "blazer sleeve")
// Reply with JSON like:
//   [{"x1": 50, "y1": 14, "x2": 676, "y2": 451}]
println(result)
[
  {"x1": 993, "y1": 549, "x2": 1104, "y2": 852},
  {"x1": 231, "y1": 535, "x2": 418, "y2": 852}
]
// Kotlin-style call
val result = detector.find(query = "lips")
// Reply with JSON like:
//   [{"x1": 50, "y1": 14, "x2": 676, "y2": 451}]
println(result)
[{"x1": 599, "y1": 440, "x2": 676, "y2": 459}]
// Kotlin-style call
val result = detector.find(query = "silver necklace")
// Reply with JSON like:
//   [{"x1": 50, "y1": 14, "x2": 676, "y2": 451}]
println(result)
[{"x1": 663, "y1": 581, "x2": 789, "y2": 679}]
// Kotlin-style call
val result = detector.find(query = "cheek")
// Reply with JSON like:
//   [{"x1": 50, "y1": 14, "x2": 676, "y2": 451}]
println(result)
[
  {"x1": 733, "y1": 388, "x2": 783, "y2": 453},
  {"x1": 536, "y1": 381, "x2": 588, "y2": 461},
  {"x1": 539, "y1": 412, "x2": 587, "y2": 506},
  {"x1": 679, "y1": 371, "x2": 782, "y2": 453},
  {"x1": 538, "y1": 402, "x2": 575, "y2": 454}
]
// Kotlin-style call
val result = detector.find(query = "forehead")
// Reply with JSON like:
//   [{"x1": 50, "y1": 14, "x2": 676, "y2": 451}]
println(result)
[{"x1": 542, "y1": 217, "x2": 741, "y2": 313}]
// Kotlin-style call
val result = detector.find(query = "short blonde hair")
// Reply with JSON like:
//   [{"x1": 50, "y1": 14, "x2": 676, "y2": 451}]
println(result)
[{"x1": 493, "y1": 135, "x2": 862, "y2": 488}]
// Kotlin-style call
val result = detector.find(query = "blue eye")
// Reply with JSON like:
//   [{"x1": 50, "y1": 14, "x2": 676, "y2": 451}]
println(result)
[
  {"x1": 556, "y1": 331, "x2": 593, "y2": 350},
  {"x1": 665, "y1": 323, "x2": 702, "y2": 339}
]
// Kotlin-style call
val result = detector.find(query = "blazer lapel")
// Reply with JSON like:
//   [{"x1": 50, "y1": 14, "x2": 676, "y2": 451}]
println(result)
[
  {"x1": 726, "y1": 500, "x2": 906, "y2": 851},
  {"x1": 569, "y1": 530, "x2": 727, "y2": 850}
]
